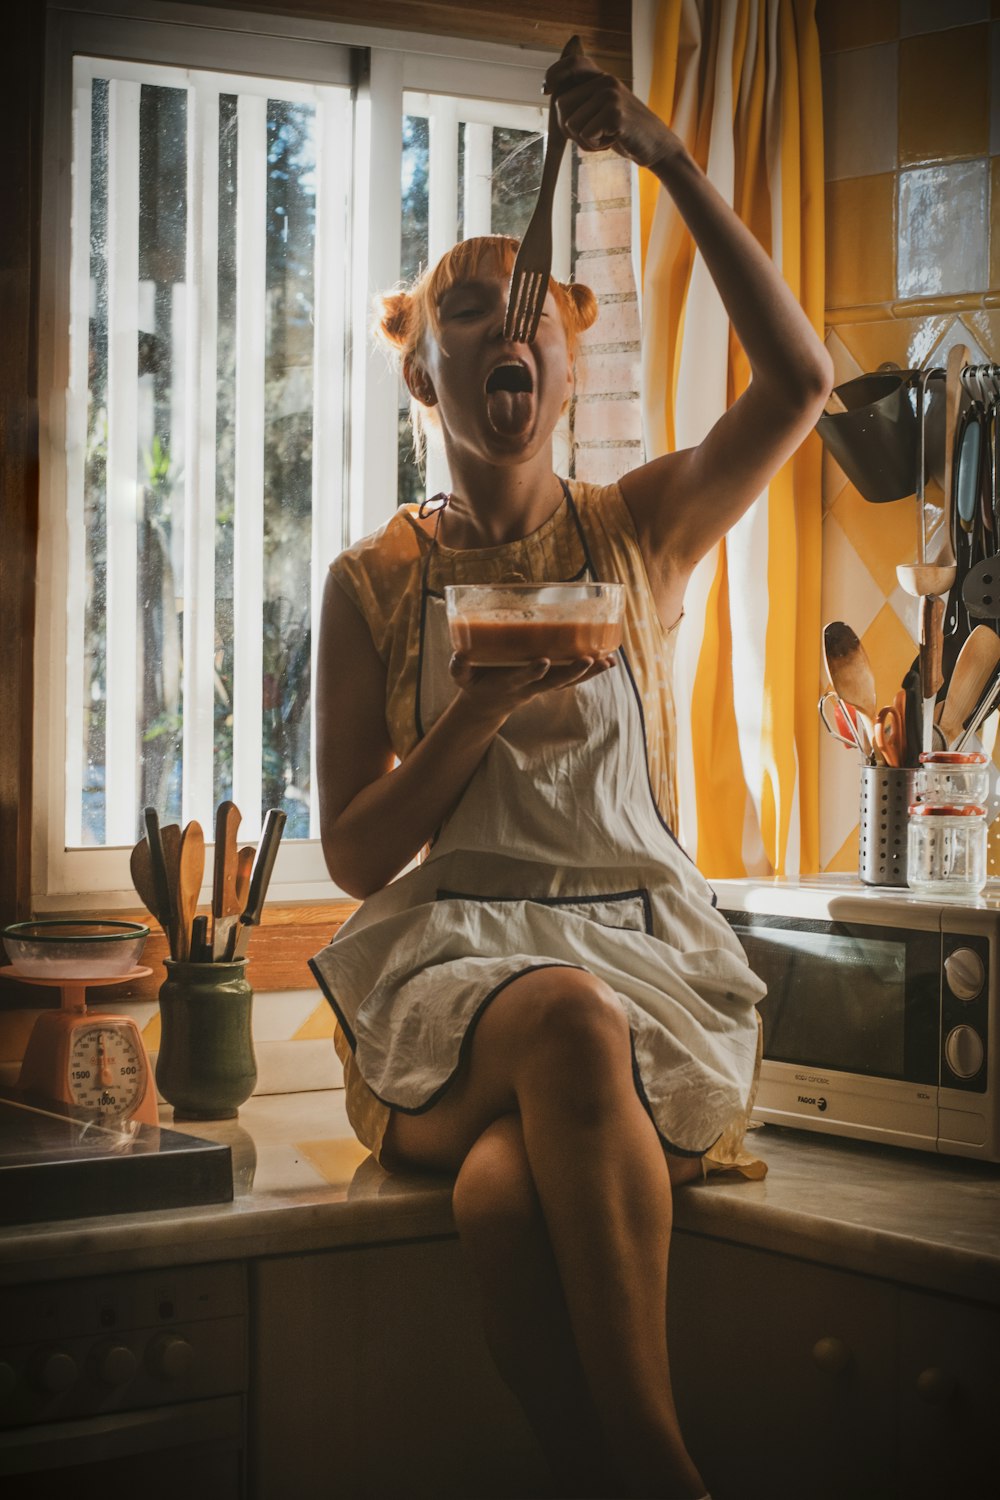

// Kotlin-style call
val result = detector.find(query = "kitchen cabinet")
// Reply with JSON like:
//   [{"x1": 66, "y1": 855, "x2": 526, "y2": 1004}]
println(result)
[
  {"x1": 4, "y1": 1097, "x2": 997, "y2": 1500},
  {"x1": 668, "y1": 1232, "x2": 999, "y2": 1500},
  {"x1": 896, "y1": 1287, "x2": 1000, "y2": 1500},
  {"x1": 248, "y1": 1236, "x2": 551, "y2": 1500}
]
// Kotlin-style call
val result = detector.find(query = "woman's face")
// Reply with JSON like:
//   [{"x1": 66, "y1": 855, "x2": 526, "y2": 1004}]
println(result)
[{"x1": 412, "y1": 260, "x2": 574, "y2": 466}]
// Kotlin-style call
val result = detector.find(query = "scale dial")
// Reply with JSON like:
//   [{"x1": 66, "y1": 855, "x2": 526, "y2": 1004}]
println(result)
[{"x1": 67, "y1": 1022, "x2": 148, "y2": 1118}]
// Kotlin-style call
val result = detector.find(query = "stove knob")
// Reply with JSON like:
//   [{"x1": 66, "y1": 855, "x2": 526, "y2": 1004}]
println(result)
[
  {"x1": 30, "y1": 1349, "x2": 78, "y2": 1394},
  {"x1": 95, "y1": 1341, "x2": 137, "y2": 1386},
  {"x1": 944, "y1": 947, "x2": 985, "y2": 1001},
  {"x1": 146, "y1": 1333, "x2": 194, "y2": 1381}
]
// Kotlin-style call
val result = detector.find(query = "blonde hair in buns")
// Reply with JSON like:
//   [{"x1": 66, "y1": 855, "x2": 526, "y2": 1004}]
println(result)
[{"x1": 373, "y1": 235, "x2": 598, "y2": 465}]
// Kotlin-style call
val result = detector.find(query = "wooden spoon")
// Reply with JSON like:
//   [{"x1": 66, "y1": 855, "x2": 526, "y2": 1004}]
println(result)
[
  {"x1": 936, "y1": 626, "x2": 1000, "y2": 746},
  {"x1": 175, "y1": 820, "x2": 205, "y2": 963},
  {"x1": 823, "y1": 621, "x2": 877, "y2": 726}
]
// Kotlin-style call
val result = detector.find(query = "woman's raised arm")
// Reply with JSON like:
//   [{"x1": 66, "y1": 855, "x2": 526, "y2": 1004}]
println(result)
[{"x1": 547, "y1": 45, "x2": 834, "y2": 625}]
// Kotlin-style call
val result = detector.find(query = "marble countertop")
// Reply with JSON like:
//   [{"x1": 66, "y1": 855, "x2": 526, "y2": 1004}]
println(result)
[{"x1": 1, "y1": 1089, "x2": 998, "y2": 1304}]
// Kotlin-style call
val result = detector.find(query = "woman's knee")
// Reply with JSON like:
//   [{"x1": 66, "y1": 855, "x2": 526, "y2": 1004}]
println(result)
[{"x1": 504, "y1": 967, "x2": 631, "y2": 1074}]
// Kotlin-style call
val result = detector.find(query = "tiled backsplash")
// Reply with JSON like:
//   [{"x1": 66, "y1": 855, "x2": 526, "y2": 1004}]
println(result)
[{"x1": 818, "y1": 0, "x2": 1000, "y2": 873}]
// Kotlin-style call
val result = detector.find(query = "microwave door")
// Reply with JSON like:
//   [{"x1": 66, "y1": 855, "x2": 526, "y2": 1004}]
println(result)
[{"x1": 728, "y1": 914, "x2": 941, "y2": 1152}]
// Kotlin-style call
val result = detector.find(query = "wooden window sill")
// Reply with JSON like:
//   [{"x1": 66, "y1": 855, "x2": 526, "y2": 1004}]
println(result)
[{"x1": 0, "y1": 901, "x2": 360, "y2": 1006}]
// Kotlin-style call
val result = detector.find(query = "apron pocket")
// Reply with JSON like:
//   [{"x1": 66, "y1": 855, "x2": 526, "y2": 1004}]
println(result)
[{"x1": 435, "y1": 887, "x2": 653, "y2": 936}]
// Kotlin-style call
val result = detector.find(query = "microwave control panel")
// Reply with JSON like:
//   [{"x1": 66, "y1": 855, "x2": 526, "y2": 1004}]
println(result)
[{"x1": 941, "y1": 933, "x2": 989, "y2": 1092}]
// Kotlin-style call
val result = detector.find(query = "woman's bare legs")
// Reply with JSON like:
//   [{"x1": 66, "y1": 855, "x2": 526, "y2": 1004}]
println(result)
[
  {"x1": 384, "y1": 966, "x2": 707, "y2": 1500},
  {"x1": 450, "y1": 1113, "x2": 622, "y2": 1497}
]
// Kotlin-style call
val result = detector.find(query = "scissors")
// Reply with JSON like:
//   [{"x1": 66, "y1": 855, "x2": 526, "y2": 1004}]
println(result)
[
  {"x1": 874, "y1": 703, "x2": 905, "y2": 767},
  {"x1": 818, "y1": 691, "x2": 869, "y2": 757}
]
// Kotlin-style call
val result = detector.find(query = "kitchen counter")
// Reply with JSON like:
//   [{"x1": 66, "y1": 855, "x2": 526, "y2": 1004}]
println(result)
[{"x1": 1, "y1": 1089, "x2": 998, "y2": 1304}]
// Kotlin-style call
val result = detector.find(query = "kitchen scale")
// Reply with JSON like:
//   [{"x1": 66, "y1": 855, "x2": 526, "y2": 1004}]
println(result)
[{"x1": 9, "y1": 968, "x2": 160, "y2": 1126}]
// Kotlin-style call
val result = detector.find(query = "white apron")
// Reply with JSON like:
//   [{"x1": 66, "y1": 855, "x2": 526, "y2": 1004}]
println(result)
[{"x1": 311, "y1": 492, "x2": 765, "y2": 1155}]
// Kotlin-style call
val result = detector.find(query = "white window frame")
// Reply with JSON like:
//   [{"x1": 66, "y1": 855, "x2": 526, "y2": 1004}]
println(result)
[{"x1": 35, "y1": 0, "x2": 569, "y2": 911}]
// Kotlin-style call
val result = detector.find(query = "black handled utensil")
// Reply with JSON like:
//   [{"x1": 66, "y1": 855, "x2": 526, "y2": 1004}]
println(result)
[
  {"x1": 211, "y1": 800, "x2": 243, "y2": 961},
  {"x1": 143, "y1": 807, "x2": 177, "y2": 960},
  {"x1": 228, "y1": 809, "x2": 287, "y2": 961}
]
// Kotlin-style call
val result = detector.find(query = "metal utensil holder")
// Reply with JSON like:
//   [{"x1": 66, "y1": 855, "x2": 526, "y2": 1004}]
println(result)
[{"x1": 859, "y1": 764, "x2": 915, "y2": 887}]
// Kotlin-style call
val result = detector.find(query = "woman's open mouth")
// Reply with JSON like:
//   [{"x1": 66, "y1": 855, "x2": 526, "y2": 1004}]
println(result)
[{"x1": 484, "y1": 360, "x2": 534, "y2": 435}]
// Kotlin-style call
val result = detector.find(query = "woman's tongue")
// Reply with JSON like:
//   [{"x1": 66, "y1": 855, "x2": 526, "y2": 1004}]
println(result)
[{"x1": 486, "y1": 388, "x2": 533, "y2": 435}]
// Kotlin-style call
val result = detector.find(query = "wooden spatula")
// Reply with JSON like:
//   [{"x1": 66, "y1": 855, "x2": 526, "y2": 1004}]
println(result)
[
  {"x1": 130, "y1": 839, "x2": 163, "y2": 928},
  {"x1": 175, "y1": 821, "x2": 205, "y2": 963}
]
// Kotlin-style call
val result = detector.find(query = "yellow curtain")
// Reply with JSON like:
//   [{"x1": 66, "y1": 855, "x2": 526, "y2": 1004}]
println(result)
[{"x1": 632, "y1": 0, "x2": 825, "y2": 876}]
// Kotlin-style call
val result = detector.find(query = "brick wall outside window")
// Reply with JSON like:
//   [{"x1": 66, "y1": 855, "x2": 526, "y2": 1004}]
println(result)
[{"x1": 570, "y1": 149, "x2": 644, "y2": 486}]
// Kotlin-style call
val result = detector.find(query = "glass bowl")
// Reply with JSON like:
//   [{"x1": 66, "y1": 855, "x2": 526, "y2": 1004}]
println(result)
[
  {"x1": 1, "y1": 919, "x2": 149, "y2": 979},
  {"x1": 444, "y1": 582, "x2": 625, "y2": 666}
]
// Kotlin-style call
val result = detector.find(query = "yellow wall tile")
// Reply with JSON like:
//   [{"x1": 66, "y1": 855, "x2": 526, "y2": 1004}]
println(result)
[
  {"x1": 899, "y1": 26, "x2": 991, "y2": 165},
  {"x1": 826, "y1": 175, "x2": 896, "y2": 307},
  {"x1": 817, "y1": 0, "x2": 899, "y2": 51},
  {"x1": 861, "y1": 602, "x2": 920, "y2": 700},
  {"x1": 835, "y1": 314, "x2": 951, "y2": 373},
  {"x1": 822, "y1": 44, "x2": 898, "y2": 181},
  {"x1": 830, "y1": 482, "x2": 918, "y2": 597},
  {"x1": 898, "y1": 160, "x2": 990, "y2": 298},
  {"x1": 824, "y1": 823, "x2": 861, "y2": 875},
  {"x1": 965, "y1": 306, "x2": 1000, "y2": 354},
  {"x1": 294, "y1": 1000, "x2": 337, "y2": 1040}
]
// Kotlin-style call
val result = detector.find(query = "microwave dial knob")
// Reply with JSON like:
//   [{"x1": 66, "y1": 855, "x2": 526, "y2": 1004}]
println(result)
[
  {"x1": 945, "y1": 1024, "x2": 985, "y2": 1080},
  {"x1": 944, "y1": 947, "x2": 985, "y2": 1001}
]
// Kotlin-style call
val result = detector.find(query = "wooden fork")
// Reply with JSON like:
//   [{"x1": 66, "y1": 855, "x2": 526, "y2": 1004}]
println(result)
[{"x1": 503, "y1": 38, "x2": 581, "y2": 344}]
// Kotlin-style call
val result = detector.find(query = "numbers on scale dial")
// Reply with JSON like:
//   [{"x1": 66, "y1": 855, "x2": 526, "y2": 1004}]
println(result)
[{"x1": 68, "y1": 1024, "x2": 146, "y2": 1116}]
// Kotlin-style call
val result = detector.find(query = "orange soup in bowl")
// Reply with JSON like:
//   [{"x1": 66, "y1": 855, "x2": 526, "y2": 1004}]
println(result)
[{"x1": 444, "y1": 583, "x2": 625, "y2": 666}]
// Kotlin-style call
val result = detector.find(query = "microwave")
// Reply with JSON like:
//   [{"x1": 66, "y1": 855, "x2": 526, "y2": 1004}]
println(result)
[{"x1": 716, "y1": 876, "x2": 999, "y2": 1162}]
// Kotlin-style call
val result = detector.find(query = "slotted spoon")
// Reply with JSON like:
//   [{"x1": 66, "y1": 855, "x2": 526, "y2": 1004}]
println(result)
[{"x1": 503, "y1": 37, "x2": 581, "y2": 344}]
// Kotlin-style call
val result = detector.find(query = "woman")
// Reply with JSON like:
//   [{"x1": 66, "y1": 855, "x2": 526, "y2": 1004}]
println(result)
[{"x1": 311, "y1": 41, "x2": 832, "y2": 1500}]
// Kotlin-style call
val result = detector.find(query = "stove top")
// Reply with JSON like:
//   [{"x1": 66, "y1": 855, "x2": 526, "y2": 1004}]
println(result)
[{"x1": 0, "y1": 1089, "x2": 233, "y2": 1227}]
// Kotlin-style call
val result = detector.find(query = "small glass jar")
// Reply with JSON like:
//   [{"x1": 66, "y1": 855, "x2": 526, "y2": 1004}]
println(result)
[
  {"x1": 913, "y1": 751, "x2": 990, "y2": 808},
  {"x1": 907, "y1": 803, "x2": 987, "y2": 900}
]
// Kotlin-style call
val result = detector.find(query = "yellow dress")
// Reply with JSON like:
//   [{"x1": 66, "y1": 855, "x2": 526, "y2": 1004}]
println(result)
[{"x1": 325, "y1": 480, "x2": 764, "y2": 1177}]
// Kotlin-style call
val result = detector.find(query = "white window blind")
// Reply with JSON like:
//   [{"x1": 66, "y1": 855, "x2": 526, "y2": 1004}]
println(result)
[{"x1": 36, "y1": 5, "x2": 569, "y2": 908}]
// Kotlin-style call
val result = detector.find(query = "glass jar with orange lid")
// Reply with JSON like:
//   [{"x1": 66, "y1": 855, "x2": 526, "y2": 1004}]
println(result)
[{"x1": 907, "y1": 802, "x2": 987, "y2": 900}]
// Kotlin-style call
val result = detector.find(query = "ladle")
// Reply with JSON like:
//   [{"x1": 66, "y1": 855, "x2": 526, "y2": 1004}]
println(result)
[
  {"x1": 936, "y1": 625, "x2": 1000, "y2": 746},
  {"x1": 823, "y1": 622, "x2": 876, "y2": 751},
  {"x1": 897, "y1": 344, "x2": 966, "y2": 597}
]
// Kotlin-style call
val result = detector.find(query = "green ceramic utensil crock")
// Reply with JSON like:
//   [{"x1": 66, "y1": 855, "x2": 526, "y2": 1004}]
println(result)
[{"x1": 156, "y1": 959, "x2": 256, "y2": 1120}]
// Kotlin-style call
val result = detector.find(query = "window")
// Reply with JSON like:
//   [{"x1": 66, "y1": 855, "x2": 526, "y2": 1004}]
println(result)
[{"x1": 36, "y1": 4, "x2": 569, "y2": 909}]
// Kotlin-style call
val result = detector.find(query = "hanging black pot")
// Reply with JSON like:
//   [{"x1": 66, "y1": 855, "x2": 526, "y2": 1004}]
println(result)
[{"x1": 816, "y1": 369, "x2": 944, "y2": 504}]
